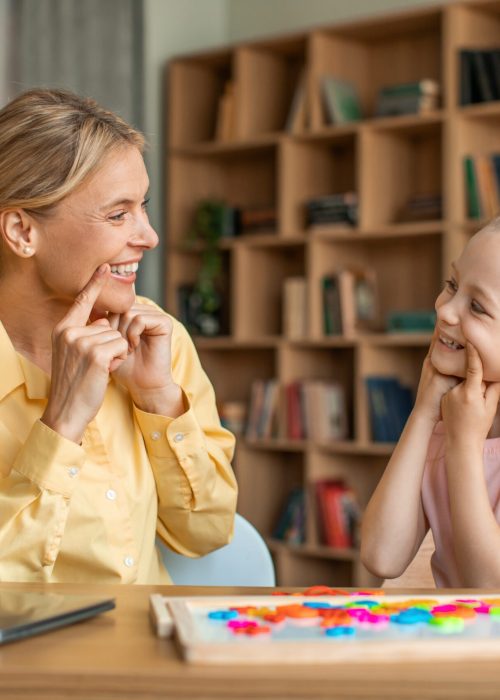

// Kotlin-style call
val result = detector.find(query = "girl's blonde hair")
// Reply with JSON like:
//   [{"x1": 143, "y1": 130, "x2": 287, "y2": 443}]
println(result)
[{"x1": 0, "y1": 88, "x2": 145, "y2": 215}]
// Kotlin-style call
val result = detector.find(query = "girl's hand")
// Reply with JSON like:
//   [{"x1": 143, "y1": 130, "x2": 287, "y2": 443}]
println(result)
[
  {"x1": 109, "y1": 304, "x2": 183, "y2": 415},
  {"x1": 413, "y1": 329, "x2": 460, "y2": 425},
  {"x1": 441, "y1": 342, "x2": 500, "y2": 448},
  {"x1": 41, "y1": 265, "x2": 129, "y2": 443}
]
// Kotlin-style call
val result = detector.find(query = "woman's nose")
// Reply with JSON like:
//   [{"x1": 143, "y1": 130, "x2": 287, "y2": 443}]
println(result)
[{"x1": 131, "y1": 221, "x2": 159, "y2": 250}]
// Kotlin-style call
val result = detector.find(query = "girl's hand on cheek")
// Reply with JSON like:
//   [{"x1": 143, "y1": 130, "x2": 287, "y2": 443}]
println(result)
[
  {"x1": 108, "y1": 305, "x2": 182, "y2": 413},
  {"x1": 414, "y1": 328, "x2": 460, "y2": 425},
  {"x1": 441, "y1": 342, "x2": 500, "y2": 449}
]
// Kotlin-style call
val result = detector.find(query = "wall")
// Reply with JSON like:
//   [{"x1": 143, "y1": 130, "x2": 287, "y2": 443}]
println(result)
[
  {"x1": 140, "y1": 0, "x2": 228, "y2": 301},
  {"x1": 0, "y1": 0, "x2": 10, "y2": 106},
  {"x1": 226, "y1": 0, "x2": 455, "y2": 42}
]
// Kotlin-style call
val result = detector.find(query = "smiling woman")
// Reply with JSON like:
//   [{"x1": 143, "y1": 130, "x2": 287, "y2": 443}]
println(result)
[{"x1": 0, "y1": 88, "x2": 237, "y2": 584}]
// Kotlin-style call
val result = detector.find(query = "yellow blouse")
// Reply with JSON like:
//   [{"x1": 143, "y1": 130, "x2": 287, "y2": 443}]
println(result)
[{"x1": 0, "y1": 297, "x2": 237, "y2": 584}]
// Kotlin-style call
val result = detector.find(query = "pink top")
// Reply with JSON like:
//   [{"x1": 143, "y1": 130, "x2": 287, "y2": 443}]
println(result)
[{"x1": 421, "y1": 422, "x2": 500, "y2": 587}]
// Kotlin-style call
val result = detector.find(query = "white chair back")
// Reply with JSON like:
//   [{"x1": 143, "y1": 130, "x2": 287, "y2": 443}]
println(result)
[{"x1": 157, "y1": 513, "x2": 276, "y2": 586}]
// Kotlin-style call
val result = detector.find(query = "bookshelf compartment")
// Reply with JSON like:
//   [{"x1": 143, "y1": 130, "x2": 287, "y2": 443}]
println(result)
[
  {"x1": 309, "y1": 236, "x2": 442, "y2": 339},
  {"x1": 236, "y1": 446, "x2": 304, "y2": 539},
  {"x1": 236, "y1": 36, "x2": 308, "y2": 138},
  {"x1": 273, "y1": 549, "x2": 353, "y2": 588},
  {"x1": 168, "y1": 148, "x2": 278, "y2": 247},
  {"x1": 166, "y1": 249, "x2": 232, "y2": 337},
  {"x1": 168, "y1": 52, "x2": 234, "y2": 147},
  {"x1": 361, "y1": 121, "x2": 443, "y2": 229},
  {"x1": 309, "y1": 11, "x2": 442, "y2": 128},
  {"x1": 280, "y1": 135, "x2": 357, "y2": 235},
  {"x1": 233, "y1": 244, "x2": 305, "y2": 339}
]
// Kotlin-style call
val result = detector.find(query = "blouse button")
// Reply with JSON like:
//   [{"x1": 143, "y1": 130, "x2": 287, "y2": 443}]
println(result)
[
  {"x1": 151, "y1": 431, "x2": 161, "y2": 441},
  {"x1": 106, "y1": 489, "x2": 117, "y2": 501},
  {"x1": 173, "y1": 433, "x2": 184, "y2": 443},
  {"x1": 124, "y1": 556, "x2": 134, "y2": 568},
  {"x1": 68, "y1": 467, "x2": 79, "y2": 478}
]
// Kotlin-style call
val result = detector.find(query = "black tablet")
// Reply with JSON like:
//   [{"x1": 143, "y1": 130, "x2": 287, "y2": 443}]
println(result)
[{"x1": 0, "y1": 589, "x2": 115, "y2": 644}]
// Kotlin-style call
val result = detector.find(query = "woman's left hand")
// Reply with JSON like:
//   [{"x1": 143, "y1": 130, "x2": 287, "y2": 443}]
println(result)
[
  {"x1": 441, "y1": 342, "x2": 500, "y2": 449},
  {"x1": 109, "y1": 304, "x2": 184, "y2": 415}
]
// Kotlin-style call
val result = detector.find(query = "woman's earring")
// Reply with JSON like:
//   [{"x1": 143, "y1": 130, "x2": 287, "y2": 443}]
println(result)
[{"x1": 22, "y1": 245, "x2": 33, "y2": 256}]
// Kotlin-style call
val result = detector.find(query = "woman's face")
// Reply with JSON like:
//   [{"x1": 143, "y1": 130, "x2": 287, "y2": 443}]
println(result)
[
  {"x1": 33, "y1": 146, "x2": 158, "y2": 316},
  {"x1": 432, "y1": 229, "x2": 500, "y2": 382}
]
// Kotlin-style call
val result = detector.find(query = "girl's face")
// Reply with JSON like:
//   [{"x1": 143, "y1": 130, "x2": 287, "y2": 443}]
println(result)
[
  {"x1": 432, "y1": 229, "x2": 500, "y2": 382},
  {"x1": 32, "y1": 145, "x2": 158, "y2": 316}
]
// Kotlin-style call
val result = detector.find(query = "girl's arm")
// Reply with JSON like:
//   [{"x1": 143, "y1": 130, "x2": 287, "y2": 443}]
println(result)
[
  {"x1": 361, "y1": 334, "x2": 458, "y2": 579},
  {"x1": 441, "y1": 342, "x2": 500, "y2": 586}
]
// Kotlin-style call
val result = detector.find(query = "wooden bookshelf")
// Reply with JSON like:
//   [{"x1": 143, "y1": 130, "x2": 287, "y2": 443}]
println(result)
[{"x1": 165, "y1": 1, "x2": 500, "y2": 587}]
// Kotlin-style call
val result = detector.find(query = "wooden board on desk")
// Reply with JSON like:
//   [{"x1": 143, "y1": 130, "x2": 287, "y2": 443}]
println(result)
[{"x1": 150, "y1": 592, "x2": 500, "y2": 665}]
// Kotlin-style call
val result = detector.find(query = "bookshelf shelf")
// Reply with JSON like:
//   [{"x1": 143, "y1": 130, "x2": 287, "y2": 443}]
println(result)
[{"x1": 166, "y1": 1, "x2": 486, "y2": 588}]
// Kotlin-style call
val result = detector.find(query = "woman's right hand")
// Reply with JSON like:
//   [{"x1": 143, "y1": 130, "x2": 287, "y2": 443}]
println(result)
[
  {"x1": 413, "y1": 329, "x2": 459, "y2": 425},
  {"x1": 40, "y1": 265, "x2": 129, "y2": 443}
]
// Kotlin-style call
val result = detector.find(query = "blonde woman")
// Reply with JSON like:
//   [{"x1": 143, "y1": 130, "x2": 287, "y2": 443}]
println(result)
[{"x1": 0, "y1": 89, "x2": 237, "y2": 583}]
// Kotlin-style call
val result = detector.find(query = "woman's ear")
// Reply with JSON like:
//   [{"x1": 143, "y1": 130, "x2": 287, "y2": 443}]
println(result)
[{"x1": 0, "y1": 210, "x2": 37, "y2": 258}]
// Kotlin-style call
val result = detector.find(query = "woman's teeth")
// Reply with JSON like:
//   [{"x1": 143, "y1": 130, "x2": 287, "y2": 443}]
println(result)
[
  {"x1": 439, "y1": 336, "x2": 464, "y2": 350},
  {"x1": 109, "y1": 262, "x2": 138, "y2": 276}
]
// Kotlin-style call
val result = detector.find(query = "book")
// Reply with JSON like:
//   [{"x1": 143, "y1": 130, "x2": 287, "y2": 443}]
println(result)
[
  {"x1": 321, "y1": 76, "x2": 362, "y2": 125},
  {"x1": 375, "y1": 93, "x2": 438, "y2": 117},
  {"x1": 459, "y1": 49, "x2": 500, "y2": 105},
  {"x1": 282, "y1": 277, "x2": 307, "y2": 339},
  {"x1": 322, "y1": 275, "x2": 343, "y2": 335},
  {"x1": 377, "y1": 79, "x2": 440, "y2": 98},
  {"x1": 463, "y1": 155, "x2": 482, "y2": 219},
  {"x1": 315, "y1": 480, "x2": 359, "y2": 549},
  {"x1": 305, "y1": 192, "x2": 358, "y2": 227},
  {"x1": 272, "y1": 487, "x2": 305, "y2": 544},
  {"x1": 285, "y1": 71, "x2": 308, "y2": 134}
]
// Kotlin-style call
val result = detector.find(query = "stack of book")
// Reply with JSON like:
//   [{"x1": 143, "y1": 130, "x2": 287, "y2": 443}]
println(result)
[
  {"x1": 305, "y1": 192, "x2": 358, "y2": 228},
  {"x1": 365, "y1": 376, "x2": 414, "y2": 443},
  {"x1": 396, "y1": 193, "x2": 442, "y2": 222},
  {"x1": 239, "y1": 205, "x2": 277, "y2": 234},
  {"x1": 375, "y1": 79, "x2": 440, "y2": 117},
  {"x1": 272, "y1": 487, "x2": 306, "y2": 545},
  {"x1": 245, "y1": 379, "x2": 280, "y2": 440},
  {"x1": 463, "y1": 153, "x2": 500, "y2": 219},
  {"x1": 460, "y1": 49, "x2": 500, "y2": 105},
  {"x1": 315, "y1": 479, "x2": 360, "y2": 549}
]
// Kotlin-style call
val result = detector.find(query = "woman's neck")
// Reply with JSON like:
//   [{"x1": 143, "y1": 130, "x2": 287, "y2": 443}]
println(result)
[{"x1": 0, "y1": 275, "x2": 68, "y2": 374}]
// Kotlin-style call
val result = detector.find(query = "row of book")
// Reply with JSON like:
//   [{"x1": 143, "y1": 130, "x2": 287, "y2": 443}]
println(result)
[
  {"x1": 245, "y1": 379, "x2": 349, "y2": 442},
  {"x1": 463, "y1": 153, "x2": 500, "y2": 220},
  {"x1": 272, "y1": 480, "x2": 361, "y2": 550},
  {"x1": 316, "y1": 479, "x2": 361, "y2": 549},
  {"x1": 365, "y1": 376, "x2": 414, "y2": 443},
  {"x1": 460, "y1": 48, "x2": 500, "y2": 106},
  {"x1": 322, "y1": 267, "x2": 379, "y2": 336}
]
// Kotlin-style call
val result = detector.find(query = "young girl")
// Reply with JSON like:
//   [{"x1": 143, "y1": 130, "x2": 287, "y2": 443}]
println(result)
[{"x1": 361, "y1": 220, "x2": 500, "y2": 587}]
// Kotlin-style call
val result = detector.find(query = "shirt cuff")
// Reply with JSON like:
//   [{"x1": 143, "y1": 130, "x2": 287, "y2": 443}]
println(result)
[
  {"x1": 13, "y1": 420, "x2": 86, "y2": 498},
  {"x1": 133, "y1": 394, "x2": 207, "y2": 461}
]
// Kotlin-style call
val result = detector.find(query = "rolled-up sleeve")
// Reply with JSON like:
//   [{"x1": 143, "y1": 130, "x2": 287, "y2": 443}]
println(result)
[{"x1": 134, "y1": 316, "x2": 237, "y2": 556}]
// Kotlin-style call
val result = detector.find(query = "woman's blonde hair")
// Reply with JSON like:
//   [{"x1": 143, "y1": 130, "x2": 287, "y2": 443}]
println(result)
[{"x1": 0, "y1": 88, "x2": 145, "y2": 215}]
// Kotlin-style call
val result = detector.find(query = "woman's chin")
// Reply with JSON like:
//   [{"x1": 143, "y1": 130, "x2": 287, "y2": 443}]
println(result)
[{"x1": 94, "y1": 288, "x2": 135, "y2": 316}]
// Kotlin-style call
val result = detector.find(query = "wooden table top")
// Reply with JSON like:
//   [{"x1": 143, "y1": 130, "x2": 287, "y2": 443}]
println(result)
[{"x1": 0, "y1": 582, "x2": 499, "y2": 700}]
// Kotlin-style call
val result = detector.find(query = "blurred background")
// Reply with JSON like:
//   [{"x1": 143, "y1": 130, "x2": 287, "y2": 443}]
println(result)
[{"x1": 0, "y1": 0, "x2": 450, "y2": 304}]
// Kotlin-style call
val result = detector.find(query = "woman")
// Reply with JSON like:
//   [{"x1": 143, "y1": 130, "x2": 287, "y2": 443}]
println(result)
[{"x1": 0, "y1": 88, "x2": 237, "y2": 583}]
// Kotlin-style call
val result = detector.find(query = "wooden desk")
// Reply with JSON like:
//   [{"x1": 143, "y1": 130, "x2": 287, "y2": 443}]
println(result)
[{"x1": 0, "y1": 583, "x2": 500, "y2": 700}]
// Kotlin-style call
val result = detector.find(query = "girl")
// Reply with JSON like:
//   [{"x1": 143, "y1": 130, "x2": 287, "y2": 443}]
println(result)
[{"x1": 361, "y1": 221, "x2": 500, "y2": 587}]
